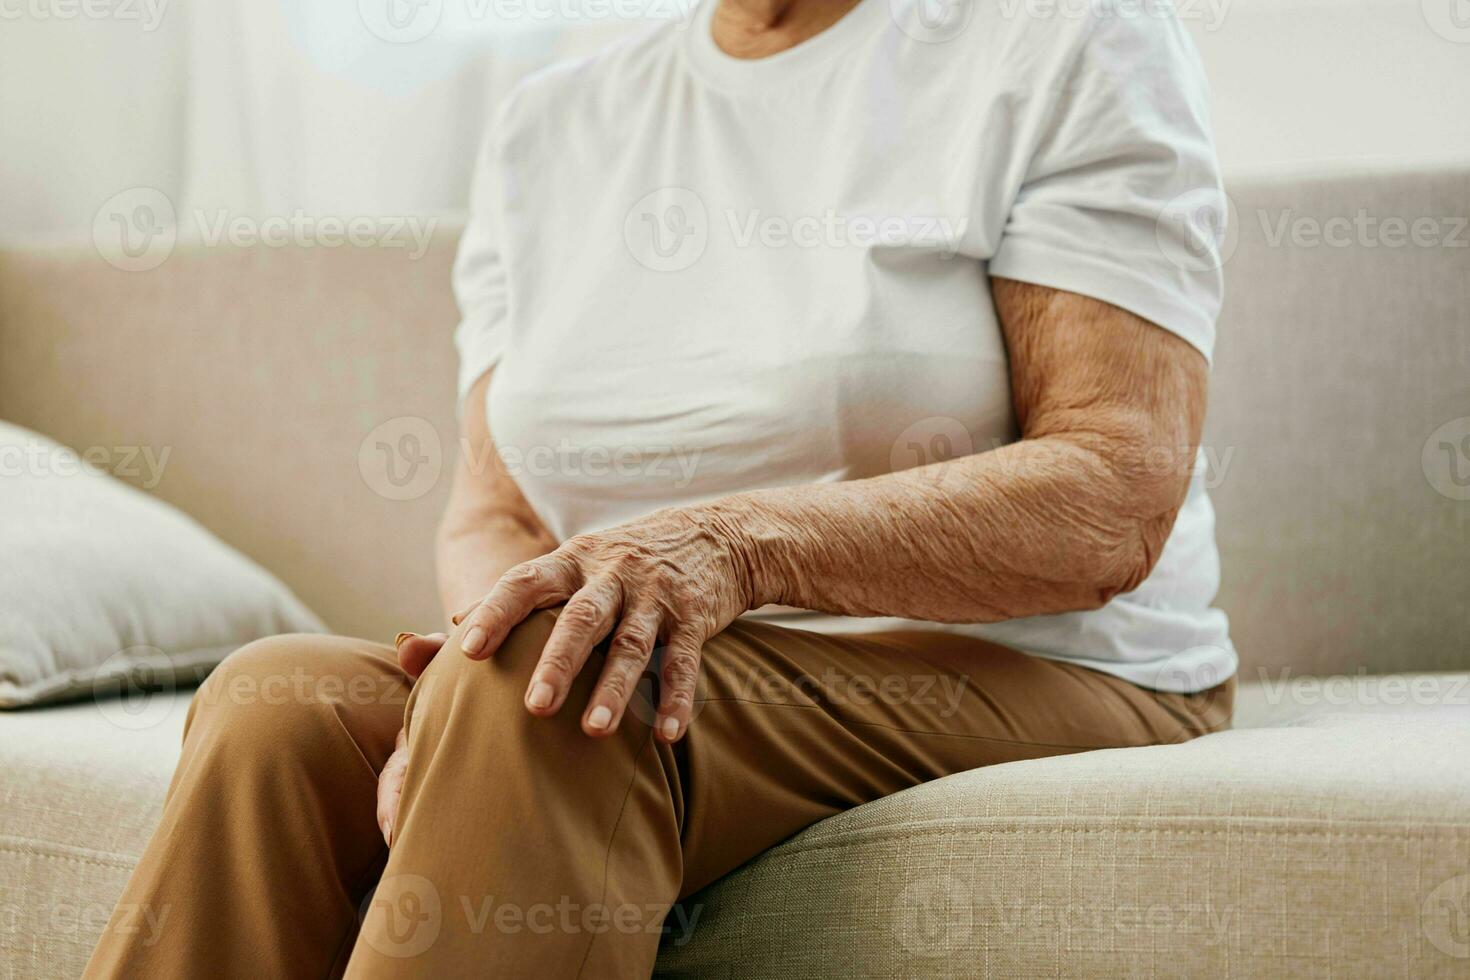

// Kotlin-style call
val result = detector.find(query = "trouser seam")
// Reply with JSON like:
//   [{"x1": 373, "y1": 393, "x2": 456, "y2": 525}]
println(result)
[{"x1": 574, "y1": 726, "x2": 658, "y2": 979}]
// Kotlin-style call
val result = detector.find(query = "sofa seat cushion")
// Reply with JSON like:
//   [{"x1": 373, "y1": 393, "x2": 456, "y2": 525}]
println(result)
[
  {"x1": 0, "y1": 692, "x2": 192, "y2": 973},
  {"x1": 3, "y1": 677, "x2": 1467, "y2": 979},
  {"x1": 659, "y1": 674, "x2": 1470, "y2": 978}
]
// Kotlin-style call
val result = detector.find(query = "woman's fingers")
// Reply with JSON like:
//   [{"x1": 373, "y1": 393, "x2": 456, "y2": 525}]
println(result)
[
  {"x1": 459, "y1": 554, "x2": 577, "y2": 660},
  {"x1": 395, "y1": 631, "x2": 448, "y2": 678},
  {"x1": 655, "y1": 631, "x2": 704, "y2": 743},
  {"x1": 444, "y1": 526, "x2": 724, "y2": 740},
  {"x1": 524, "y1": 577, "x2": 623, "y2": 717},
  {"x1": 582, "y1": 606, "x2": 662, "y2": 737},
  {"x1": 376, "y1": 727, "x2": 409, "y2": 846}
]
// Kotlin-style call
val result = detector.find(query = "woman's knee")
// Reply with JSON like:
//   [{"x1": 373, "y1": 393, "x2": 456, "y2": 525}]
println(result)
[
  {"x1": 189, "y1": 633, "x2": 407, "y2": 766},
  {"x1": 407, "y1": 609, "x2": 575, "y2": 741}
]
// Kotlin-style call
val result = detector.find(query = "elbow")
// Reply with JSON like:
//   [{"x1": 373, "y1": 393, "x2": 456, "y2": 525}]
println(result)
[
  {"x1": 1048, "y1": 448, "x2": 1189, "y2": 612},
  {"x1": 1083, "y1": 493, "x2": 1184, "y2": 609},
  {"x1": 1087, "y1": 519, "x2": 1166, "y2": 608},
  {"x1": 435, "y1": 507, "x2": 471, "y2": 555},
  {"x1": 1020, "y1": 514, "x2": 1168, "y2": 618},
  {"x1": 990, "y1": 437, "x2": 1193, "y2": 618},
  {"x1": 1084, "y1": 426, "x2": 1195, "y2": 607},
  {"x1": 435, "y1": 499, "x2": 496, "y2": 563}
]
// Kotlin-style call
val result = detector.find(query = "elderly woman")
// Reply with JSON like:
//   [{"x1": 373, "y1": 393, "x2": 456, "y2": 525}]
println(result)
[{"x1": 87, "y1": 0, "x2": 1235, "y2": 975}]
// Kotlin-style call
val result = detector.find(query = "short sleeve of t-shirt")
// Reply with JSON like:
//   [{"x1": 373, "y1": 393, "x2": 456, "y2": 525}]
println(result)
[
  {"x1": 987, "y1": 9, "x2": 1227, "y2": 361},
  {"x1": 452, "y1": 102, "x2": 514, "y2": 400}
]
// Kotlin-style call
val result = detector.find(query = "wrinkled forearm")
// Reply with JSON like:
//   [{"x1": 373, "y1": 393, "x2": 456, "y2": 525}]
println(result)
[
  {"x1": 699, "y1": 428, "x2": 1188, "y2": 624},
  {"x1": 696, "y1": 279, "x2": 1207, "y2": 626}
]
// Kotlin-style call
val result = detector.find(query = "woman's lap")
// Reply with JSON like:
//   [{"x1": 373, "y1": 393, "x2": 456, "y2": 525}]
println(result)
[{"x1": 653, "y1": 617, "x2": 1231, "y2": 894}]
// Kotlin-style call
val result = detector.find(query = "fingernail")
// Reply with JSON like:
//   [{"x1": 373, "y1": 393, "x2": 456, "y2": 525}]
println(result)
[
  {"x1": 587, "y1": 705, "x2": 612, "y2": 730},
  {"x1": 660, "y1": 716, "x2": 680, "y2": 741},
  {"x1": 395, "y1": 632, "x2": 417, "y2": 648},
  {"x1": 383, "y1": 819, "x2": 394, "y2": 846},
  {"x1": 462, "y1": 626, "x2": 486, "y2": 655},
  {"x1": 527, "y1": 681, "x2": 555, "y2": 710}
]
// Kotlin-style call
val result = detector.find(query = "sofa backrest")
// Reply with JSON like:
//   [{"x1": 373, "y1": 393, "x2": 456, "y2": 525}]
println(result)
[
  {"x1": 0, "y1": 225, "x2": 463, "y2": 650},
  {"x1": 1205, "y1": 164, "x2": 1468, "y2": 678},
  {"x1": 1, "y1": 164, "x2": 1465, "y2": 681}
]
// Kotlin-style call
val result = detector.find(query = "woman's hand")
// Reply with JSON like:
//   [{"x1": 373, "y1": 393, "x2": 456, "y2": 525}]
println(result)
[
  {"x1": 453, "y1": 507, "x2": 754, "y2": 743},
  {"x1": 376, "y1": 727, "x2": 409, "y2": 847},
  {"x1": 377, "y1": 631, "x2": 448, "y2": 846}
]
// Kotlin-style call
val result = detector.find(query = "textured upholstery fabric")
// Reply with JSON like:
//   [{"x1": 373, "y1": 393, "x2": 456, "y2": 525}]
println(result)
[
  {"x1": 1, "y1": 680, "x2": 1466, "y2": 978},
  {"x1": 0, "y1": 165, "x2": 1466, "y2": 678},
  {"x1": 0, "y1": 695, "x2": 190, "y2": 976},
  {"x1": 657, "y1": 697, "x2": 1470, "y2": 979}
]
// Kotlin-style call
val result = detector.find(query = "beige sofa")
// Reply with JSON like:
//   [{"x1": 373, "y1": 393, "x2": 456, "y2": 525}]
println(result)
[{"x1": 1, "y1": 163, "x2": 1467, "y2": 978}]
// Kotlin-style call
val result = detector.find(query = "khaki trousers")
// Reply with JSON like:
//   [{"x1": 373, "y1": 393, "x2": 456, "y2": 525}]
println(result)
[{"x1": 84, "y1": 610, "x2": 1231, "y2": 978}]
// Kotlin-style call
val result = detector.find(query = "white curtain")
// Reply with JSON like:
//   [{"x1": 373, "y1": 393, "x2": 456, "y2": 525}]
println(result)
[
  {"x1": 176, "y1": 1, "x2": 646, "y2": 222},
  {"x1": 0, "y1": 0, "x2": 650, "y2": 241},
  {"x1": 0, "y1": 11, "x2": 185, "y2": 241}
]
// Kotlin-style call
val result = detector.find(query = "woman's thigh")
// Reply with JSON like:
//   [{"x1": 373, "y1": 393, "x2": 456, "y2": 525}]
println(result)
[{"x1": 675, "y1": 619, "x2": 1233, "y2": 896}]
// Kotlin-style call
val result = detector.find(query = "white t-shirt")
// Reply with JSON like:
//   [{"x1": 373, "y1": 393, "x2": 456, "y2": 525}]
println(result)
[{"x1": 453, "y1": 0, "x2": 1237, "y2": 692}]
